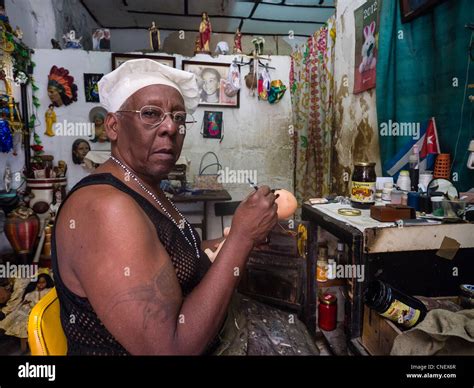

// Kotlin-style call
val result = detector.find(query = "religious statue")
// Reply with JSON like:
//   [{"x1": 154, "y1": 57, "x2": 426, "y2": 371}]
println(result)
[
  {"x1": 233, "y1": 28, "x2": 242, "y2": 54},
  {"x1": 148, "y1": 21, "x2": 161, "y2": 52},
  {"x1": 14, "y1": 26, "x2": 23, "y2": 40},
  {"x1": 252, "y1": 36, "x2": 265, "y2": 55},
  {"x1": 194, "y1": 35, "x2": 201, "y2": 54},
  {"x1": 3, "y1": 165, "x2": 12, "y2": 192},
  {"x1": 63, "y1": 30, "x2": 82, "y2": 49},
  {"x1": 198, "y1": 12, "x2": 212, "y2": 53},
  {"x1": 44, "y1": 104, "x2": 56, "y2": 137},
  {"x1": 71, "y1": 139, "x2": 90, "y2": 165},
  {"x1": 89, "y1": 107, "x2": 109, "y2": 143}
]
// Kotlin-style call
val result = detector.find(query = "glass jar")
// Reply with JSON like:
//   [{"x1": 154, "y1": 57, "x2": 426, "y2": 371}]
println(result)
[
  {"x1": 316, "y1": 245, "x2": 328, "y2": 282},
  {"x1": 318, "y1": 292, "x2": 337, "y2": 331},
  {"x1": 350, "y1": 162, "x2": 376, "y2": 209}
]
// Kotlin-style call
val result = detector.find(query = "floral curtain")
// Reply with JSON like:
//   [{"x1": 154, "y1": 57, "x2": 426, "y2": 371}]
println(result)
[{"x1": 290, "y1": 16, "x2": 336, "y2": 208}]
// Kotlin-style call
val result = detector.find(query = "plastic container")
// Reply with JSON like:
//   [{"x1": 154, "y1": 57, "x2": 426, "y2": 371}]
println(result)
[
  {"x1": 397, "y1": 170, "x2": 411, "y2": 192},
  {"x1": 431, "y1": 196, "x2": 444, "y2": 216},
  {"x1": 318, "y1": 292, "x2": 337, "y2": 331},
  {"x1": 442, "y1": 199, "x2": 466, "y2": 219},
  {"x1": 364, "y1": 280, "x2": 427, "y2": 330},
  {"x1": 391, "y1": 189, "x2": 403, "y2": 205}
]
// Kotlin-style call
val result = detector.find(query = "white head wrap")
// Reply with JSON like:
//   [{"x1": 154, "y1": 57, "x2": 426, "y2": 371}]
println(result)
[{"x1": 98, "y1": 59, "x2": 199, "y2": 113}]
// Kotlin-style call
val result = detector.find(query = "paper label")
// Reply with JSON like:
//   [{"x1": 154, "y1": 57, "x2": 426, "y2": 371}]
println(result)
[
  {"x1": 380, "y1": 299, "x2": 421, "y2": 328},
  {"x1": 351, "y1": 181, "x2": 376, "y2": 203}
]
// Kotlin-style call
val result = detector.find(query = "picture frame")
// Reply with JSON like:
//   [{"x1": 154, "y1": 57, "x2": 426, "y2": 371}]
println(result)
[
  {"x1": 202, "y1": 111, "x2": 223, "y2": 140},
  {"x1": 83, "y1": 73, "x2": 103, "y2": 103},
  {"x1": 399, "y1": 0, "x2": 446, "y2": 23},
  {"x1": 92, "y1": 28, "x2": 111, "y2": 51},
  {"x1": 111, "y1": 53, "x2": 176, "y2": 70},
  {"x1": 182, "y1": 60, "x2": 240, "y2": 108}
]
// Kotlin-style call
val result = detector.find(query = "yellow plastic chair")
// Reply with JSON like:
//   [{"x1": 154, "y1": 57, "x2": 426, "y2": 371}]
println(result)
[{"x1": 28, "y1": 287, "x2": 67, "y2": 355}]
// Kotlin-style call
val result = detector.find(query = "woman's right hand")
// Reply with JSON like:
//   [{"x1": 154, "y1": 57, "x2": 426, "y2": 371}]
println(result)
[{"x1": 230, "y1": 186, "x2": 278, "y2": 245}]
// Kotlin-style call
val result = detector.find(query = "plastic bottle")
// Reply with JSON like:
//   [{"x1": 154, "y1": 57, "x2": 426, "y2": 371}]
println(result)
[{"x1": 409, "y1": 145, "x2": 420, "y2": 191}]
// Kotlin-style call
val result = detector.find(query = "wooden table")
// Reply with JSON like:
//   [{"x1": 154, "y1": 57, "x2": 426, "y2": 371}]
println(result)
[
  {"x1": 172, "y1": 190, "x2": 232, "y2": 240},
  {"x1": 302, "y1": 202, "x2": 474, "y2": 355}
]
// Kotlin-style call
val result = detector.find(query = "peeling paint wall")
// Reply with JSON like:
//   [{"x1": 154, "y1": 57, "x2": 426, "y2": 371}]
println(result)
[
  {"x1": 332, "y1": 0, "x2": 381, "y2": 195},
  {"x1": 6, "y1": 0, "x2": 56, "y2": 49}
]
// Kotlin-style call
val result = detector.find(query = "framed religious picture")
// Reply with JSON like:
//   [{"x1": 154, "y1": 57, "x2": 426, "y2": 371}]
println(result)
[
  {"x1": 182, "y1": 61, "x2": 240, "y2": 108},
  {"x1": 92, "y1": 28, "x2": 111, "y2": 51},
  {"x1": 83, "y1": 73, "x2": 103, "y2": 103},
  {"x1": 202, "y1": 111, "x2": 223, "y2": 140},
  {"x1": 400, "y1": 0, "x2": 446, "y2": 23},
  {"x1": 111, "y1": 53, "x2": 176, "y2": 70},
  {"x1": 353, "y1": 0, "x2": 380, "y2": 94}
]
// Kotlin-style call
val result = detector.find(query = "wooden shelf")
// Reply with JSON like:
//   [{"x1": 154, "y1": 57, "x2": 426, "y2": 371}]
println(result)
[{"x1": 317, "y1": 278, "x2": 347, "y2": 288}]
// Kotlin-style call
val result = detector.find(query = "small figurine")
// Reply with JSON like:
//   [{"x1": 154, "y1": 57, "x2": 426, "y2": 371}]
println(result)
[
  {"x1": 44, "y1": 104, "x2": 56, "y2": 137},
  {"x1": 89, "y1": 107, "x2": 109, "y2": 143},
  {"x1": 63, "y1": 30, "x2": 82, "y2": 49},
  {"x1": 51, "y1": 38, "x2": 62, "y2": 50},
  {"x1": 215, "y1": 41, "x2": 229, "y2": 55},
  {"x1": 57, "y1": 160, "x2": 67, "y2": 177},
  {"x1": 14, "y1": 26, "x2": 23, "y2": 40},
  {"x1": 148, "y1": 21, "x2": 161, "y2": 52},
  {"x1": 198, "y1": 12, "x2": 212, "y2": 53},
  {"x1": 49, "y1": 190, "x2": 62, "y2": 220},
  {"x1": 3, "y1": 165, "x2": 12, "y2": 192},
  {"x1": 233, "y1": 28, "x2": 242, "y2": 54},
  {"x1": 252, "y1": 36, "x2": 265, "y2": 55}
]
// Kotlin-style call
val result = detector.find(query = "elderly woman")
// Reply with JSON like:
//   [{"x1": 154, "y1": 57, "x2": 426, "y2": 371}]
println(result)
[{"x1": 53, "y1": 59, "x2": 317, "y2": 355}]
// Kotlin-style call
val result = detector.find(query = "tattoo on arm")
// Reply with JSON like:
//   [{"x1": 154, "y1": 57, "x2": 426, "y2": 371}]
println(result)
[{"x1": 107, "y1": 264, "x2": 182, "y2": 331}]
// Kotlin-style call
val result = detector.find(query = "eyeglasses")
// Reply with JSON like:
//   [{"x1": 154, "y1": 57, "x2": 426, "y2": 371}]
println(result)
[{"x1": 116, "y1": 105, "x2": 197, "y2": 131}]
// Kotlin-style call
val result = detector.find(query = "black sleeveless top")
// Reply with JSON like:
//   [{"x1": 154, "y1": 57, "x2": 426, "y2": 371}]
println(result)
[{"x1": 51, "y1": 173, "x2": 212, "y2": 355}]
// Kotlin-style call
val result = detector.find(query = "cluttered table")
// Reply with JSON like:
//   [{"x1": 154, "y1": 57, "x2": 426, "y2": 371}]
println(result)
[
  {"x1": 301, "y1": 202, "x2": 474, "y2": 355},
  {"x1": 305, "y1": 202, "x2": 474, "y2": 254}
]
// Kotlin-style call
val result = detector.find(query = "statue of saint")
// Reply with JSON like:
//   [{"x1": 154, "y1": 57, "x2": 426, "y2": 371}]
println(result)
[
  {"x1": 44, "y1": 104, "x2": 56, "y2": 137},
  {"x1": 233, "y1": 28, "x2": 242, "y2": 54},
  {"x1": 148, "y1": 21, "x2": 161, "y2": 52},
  {"x1": 198, "y1": 12, "x2": 212, "y2": 53}
]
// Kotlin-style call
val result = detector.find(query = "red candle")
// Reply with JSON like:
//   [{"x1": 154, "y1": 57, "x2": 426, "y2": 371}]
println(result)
[{"x1": 318, "y1": 292, "x2": 337, "y2": 331}]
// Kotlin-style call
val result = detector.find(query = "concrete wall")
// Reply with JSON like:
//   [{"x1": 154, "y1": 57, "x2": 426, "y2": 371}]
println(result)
[
  {"x1": 6, "y1": 0, "x2": 306, "y2": 54},
  {"x1": 331, "y1": 0, "x2": 381, "y2": 195},
  {"x1": 6, "y1": 0, "x2": 56, "y2": 49}
]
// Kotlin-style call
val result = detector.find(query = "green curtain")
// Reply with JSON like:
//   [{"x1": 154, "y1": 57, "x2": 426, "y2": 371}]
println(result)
[{"x1": 377, "y1": 0, "x2": 474, "y2": 191}]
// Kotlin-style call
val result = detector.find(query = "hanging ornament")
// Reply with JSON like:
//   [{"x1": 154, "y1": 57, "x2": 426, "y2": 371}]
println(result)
[
  {"x1": 0, "y1": 52, "x2": 14, "y2": 82},
  {"x1": 14, "y1": 71, "x2": 27, "y2": 86}
]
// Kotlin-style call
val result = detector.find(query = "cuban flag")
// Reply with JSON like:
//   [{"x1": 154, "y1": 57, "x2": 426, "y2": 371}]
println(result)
[{"x1": 385, "y1": 117, "x2": 441, "y2": 177}]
